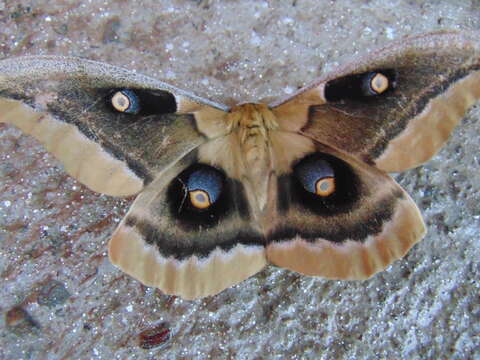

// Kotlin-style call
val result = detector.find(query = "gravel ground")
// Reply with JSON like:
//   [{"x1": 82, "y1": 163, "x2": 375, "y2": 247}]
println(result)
[{"x1": 0, "y1": 1, "x2": 479, "y2": 359}]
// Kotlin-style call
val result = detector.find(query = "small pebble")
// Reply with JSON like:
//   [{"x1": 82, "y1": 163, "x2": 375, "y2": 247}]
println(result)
[
  {"x1": 5, "y1": 306, "x2": 39, "y2": 335},
  {"x1": 138, "y1": 322, "x2": 171, "y2": 350},
  {"x1": 37, "y1": 280, "x2": 71, "y2": 308}
]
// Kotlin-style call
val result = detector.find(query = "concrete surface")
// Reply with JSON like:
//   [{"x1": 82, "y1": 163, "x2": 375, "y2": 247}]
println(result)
[{"x1": 0, "y1": 1, "x2": 479, "y2": 359}]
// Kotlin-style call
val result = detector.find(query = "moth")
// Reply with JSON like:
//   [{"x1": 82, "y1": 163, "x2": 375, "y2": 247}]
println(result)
[{"x1": 0, "y1": 31, "x2": 479, "y2": 300}]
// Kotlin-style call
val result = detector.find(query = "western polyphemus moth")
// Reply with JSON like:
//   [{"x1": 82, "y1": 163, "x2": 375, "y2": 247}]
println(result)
[{"x1": 0, "y1": 31, "x2": 479, "y2": 300}]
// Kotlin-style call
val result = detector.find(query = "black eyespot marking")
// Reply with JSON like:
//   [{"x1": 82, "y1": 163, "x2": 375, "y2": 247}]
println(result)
[
  {"x1": 106, "y1": 88, "x2": 177, "y2": 115},
  {"x1": 279, "y1": 153, "x2": 360, "y2": 216},
  {"x1": 167, "y1": 164, "x2": 250, "y2": 230},
  {"x1": 324, "y1": 69, "x2": 396, "y2": 102}
]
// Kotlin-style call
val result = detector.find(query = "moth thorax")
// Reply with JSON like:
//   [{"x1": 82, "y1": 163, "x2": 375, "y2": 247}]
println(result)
[{"x1": 227, "y1": 103, "x2": 278, "y2": 167}]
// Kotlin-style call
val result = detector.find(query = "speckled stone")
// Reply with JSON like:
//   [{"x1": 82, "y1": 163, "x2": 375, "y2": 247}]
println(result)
[{"x1": 0, "y1": 1, "x2": 479, "y2": 359}]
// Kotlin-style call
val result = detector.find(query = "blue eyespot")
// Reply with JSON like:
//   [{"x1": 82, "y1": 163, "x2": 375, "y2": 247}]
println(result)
[
  {"x1": 111, "y1": 89, "x2": 140, "y2": 114},
  {"x1": 295, "y1": 157, "x2": 336, "y2": 197},
  {"x1": 187, "y1": 168, "x2": 223, "y2": 209}
]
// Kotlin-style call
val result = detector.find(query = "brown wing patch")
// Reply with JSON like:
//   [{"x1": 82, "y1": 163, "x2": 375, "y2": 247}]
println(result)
[{"x1": 271, "y1": 85, "x2": 326, "y2": 132}]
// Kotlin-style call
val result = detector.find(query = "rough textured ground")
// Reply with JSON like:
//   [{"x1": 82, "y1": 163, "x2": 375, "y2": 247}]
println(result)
[{"x1": 0, "y1": 1, "x2": 479, "y2": 359}]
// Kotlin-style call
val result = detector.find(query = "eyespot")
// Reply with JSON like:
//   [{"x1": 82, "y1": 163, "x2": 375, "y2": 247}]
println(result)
[
  {"x1": 279, "y1": 152, "x2": 360, "y2": 216},
  {"x1": 186, "y1": 168, "x2": 223, "y2": 210},
  {"x1": 324, "y1": 69, "x2": 396, "y2": 101},
  {"x1": 295, "y1": 156, "x2": 336, "y2": 197},
  {"x1": 365, "y1": 72, "x2": 390, "y2": 95},
  {"x1": 189, "y1": 190, "x2": 212, "y2": 209},
  {"x1": 167, "y1": 163, "x2": 249, "y2": 230},
  {"x1": 315, "y1": 177, "x2": 335, "y2": 197},
  {"x1": 110, "y1": 90, "x2": 140, "y2": 114}
]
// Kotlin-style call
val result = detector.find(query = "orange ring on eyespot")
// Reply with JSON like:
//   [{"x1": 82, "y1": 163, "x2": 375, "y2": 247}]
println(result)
[
  {"x1": 315, "y1": 177, "x2": 335, "y2": 197},
  {"x1": 189, "y1": 190, "x2": 212, "y2": 209},
  {"x1": 370, "y1": 73, "x2": 389, "y2": 94}
]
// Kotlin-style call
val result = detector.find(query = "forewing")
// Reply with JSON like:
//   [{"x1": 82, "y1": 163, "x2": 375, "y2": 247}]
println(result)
[
  {"x1": 0, "y1": 56, "x2": 229, "y2": 196},
  {"x1": 271, "y1": 31, "x2": 480, "y2": 172}
]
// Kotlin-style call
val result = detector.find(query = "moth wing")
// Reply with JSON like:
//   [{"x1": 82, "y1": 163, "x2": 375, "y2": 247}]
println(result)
[
  {"x1": 109, "y1": 140, "x2": 267, "y2": 300},
  {"x1": 0, "y1": 56, "x2": 229, "y2": 196},
  {"x1": 271, "y1": 31, "x2": 480, "y2": 172},
  {"x1": 266, "y1": 135, "x2": 425, "y2": 279}
]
